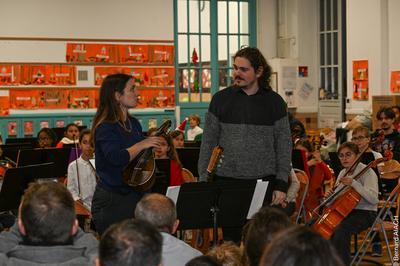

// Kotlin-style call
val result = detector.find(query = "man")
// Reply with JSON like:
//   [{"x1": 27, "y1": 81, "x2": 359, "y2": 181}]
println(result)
[
  {"x1": 0, "y1": 182, "x2": 98, "y2": 265},
  {"x1": 243, "y1": 207, "x2": 292, "y2": 266},
  {"x1": 98, "y1": 219, "x2": 162, "y2": 266},
  {"x1": 135, "y1": 193, "x2": 202, "y2": 266},
  {"x1": 198, "y1": 47, "x2": 291, "y2": 205},
  {"x1": 373, "y1": 107, "x2": 400, "y2": 161}
]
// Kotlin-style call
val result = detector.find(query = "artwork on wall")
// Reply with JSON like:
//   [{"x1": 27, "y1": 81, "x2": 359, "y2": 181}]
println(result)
[
  {"x1": 352, "y1": 60, "x2": 369, "y2": 101},
  {"x1": 390, "y1": 71, "x2": 400, "y2": 93}
]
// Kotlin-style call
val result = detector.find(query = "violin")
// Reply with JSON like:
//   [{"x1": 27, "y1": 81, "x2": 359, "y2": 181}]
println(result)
[
  {"x1": 123, "y1": 120, "x2": 171, "y2": 191},
  {"x1": 311, "y1": 157, "x2": 385, "y2": 239}
]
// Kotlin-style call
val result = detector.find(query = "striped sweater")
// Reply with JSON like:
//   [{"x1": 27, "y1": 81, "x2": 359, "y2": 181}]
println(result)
[{"x1": 198, "y1": 86, "x2": 292, "y2": 192}]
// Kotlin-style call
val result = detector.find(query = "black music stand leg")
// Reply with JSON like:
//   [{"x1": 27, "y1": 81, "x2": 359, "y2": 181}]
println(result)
[{"x1": 211, "y1": 205, "x2": 219, "y2": 246}]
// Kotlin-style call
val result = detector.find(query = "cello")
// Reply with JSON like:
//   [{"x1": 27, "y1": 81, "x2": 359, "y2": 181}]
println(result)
[
  {"x1": 122, "y1": 120, "x2": 171, "y2": 191},
  {"x1": 311, "y1": 157, "x2": 385, "y2": 239}
]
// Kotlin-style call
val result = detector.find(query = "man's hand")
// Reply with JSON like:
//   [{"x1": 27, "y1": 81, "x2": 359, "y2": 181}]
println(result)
[{"x1": 271, "y1": 190, "x2": 286, "y2": 205}]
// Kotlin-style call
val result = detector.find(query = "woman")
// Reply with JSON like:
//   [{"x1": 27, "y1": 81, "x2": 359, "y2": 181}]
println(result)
[
  {"x1": 91, "y1": 73, "x2": 161, "y2": 234},
  {"x1": 329, "y1": 142, "x2": 378, "y2": 265}
]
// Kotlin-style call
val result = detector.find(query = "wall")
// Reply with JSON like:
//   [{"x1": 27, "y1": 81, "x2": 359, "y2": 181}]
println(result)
[
  {"x1": 0, "y1": 0, "x2": 173, "y2": 61},
  {"x1": 345, "y1": 0, "x2": 400, "y2": 115},
  {"x1": 257, "y1": 0, "x2": 319, "y2": 114},
  {"x1": 0, "y1": 0, "x2": 173, "y2": 40},
  {"x1": 345, "y1": 0, "x2": 386, "y2": 114}
]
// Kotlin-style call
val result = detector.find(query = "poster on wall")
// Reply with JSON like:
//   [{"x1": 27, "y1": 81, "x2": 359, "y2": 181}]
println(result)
[
  {"x1": 390, "y1": 71, "x2": 400, "y2": 93},
  {"x1": 352, "y1": 60, "x2": 369, "y2": 101}
]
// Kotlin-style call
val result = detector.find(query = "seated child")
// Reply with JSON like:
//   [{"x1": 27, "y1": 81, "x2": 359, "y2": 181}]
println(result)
[
  {"x1": 187, "y1": 114, "x2": 203, "y2": 141},
  {"x1": 56, "y1": 123, "x2": 80, "y2": 148},
  {"x1": 154, "y1": 133, "x2": 184, "y2": 186},
  {"x1": 36, "y1": 128, "x2": 57, "y2": 148}
]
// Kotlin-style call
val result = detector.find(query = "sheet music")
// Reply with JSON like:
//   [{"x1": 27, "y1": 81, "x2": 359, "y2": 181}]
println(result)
[
  {"x1": 166, "y1": 186, "x2": 181, "y2": 205},
  {"x1": 247, "y1": 180, "x2": 269, "y2": 219}
]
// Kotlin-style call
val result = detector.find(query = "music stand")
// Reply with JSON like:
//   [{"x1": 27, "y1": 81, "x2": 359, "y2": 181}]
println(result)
[
  {"x1": 184, "y1": 141, "x2": 201, "y2": 148},
  {"x1": 174, "y1": 180, "x2": 259, "y2": 244},
  {"x1": 176, "y1": 147, "x2": 200, "y2": 177},
  {"x1": 151, "y1": 159, "x2": 171, "y2": 194},
  {"x1": 0, "y1": 144, "x2": 32, "y2": 163},
  {"x1": 0, "y1": 162, "x2": 56, "y2": 212},
  {"x1": 16, "y1": 148, "x2": 71, "y2": 177},
  {"x1": 5, "y1": 137, "x2": 37, "y2": 146}
]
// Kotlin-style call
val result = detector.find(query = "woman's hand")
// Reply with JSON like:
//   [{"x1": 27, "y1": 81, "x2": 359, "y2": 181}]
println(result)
[{"x1": 138, "y1": 136, "x2": 162, "y2": 150}]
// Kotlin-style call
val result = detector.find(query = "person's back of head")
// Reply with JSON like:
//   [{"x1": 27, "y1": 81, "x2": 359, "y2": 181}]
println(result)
[
  {"x1": 259, "y1": 226, "x2": 344, "y2": 266},
  {"x1": 19, "y1": 181, "x2": 76, "y2": 245},
  {"x1": 185, "y1": 255, "x2": 222, "y2": 266},
  {"x1": 244, "y1": 207, "x2": 292, "y2": 266},
  {"x1": 99, "y1": 219, "x2": 162, "y2": 266},
  {"x1": 207, "y1": 241, "x2": 244, "y2": 266},
  {"x1": 135, "y1": 193, "x2": 177, "y2": 234}
]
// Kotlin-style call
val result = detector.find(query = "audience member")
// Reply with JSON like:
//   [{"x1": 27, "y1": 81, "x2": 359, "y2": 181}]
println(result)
[
  {"x1": 259, "y1": 226, "x2": 344, "y2": 266},
  {"x1": 0, "y1": 182, "x2": 98, "y2": 265},
  {"x1": 207, "y1": 241, "x2": 244, "y2": 266},
  {"x1": 135, "y1": 193, "x2": 202, "y2": 266},
  {"x1": 186, "y1": 255, "x2": 222, "y2": 266},
  {"x1": 36, "y1": 127, "x2": 57, "y2": 148},
  {"x1": 187, "y1": 114, "x2": 203, "y2": 141},
  {"x1": 67, "y1": 129, "x2": 97, "y2": 210},
  {"x1": 98, "y1": 219, "x2": 162, "y2": 266},
  {"x1": 243, "y1": 206, "x2": 292, "y2": 266},
  {"x1": 56, "y1": 123, "x2": 80, "y2": 148}
]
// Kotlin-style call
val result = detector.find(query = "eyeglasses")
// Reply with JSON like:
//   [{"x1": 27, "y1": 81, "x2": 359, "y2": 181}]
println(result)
[
  {"x1": 338, "y1": 152, "x2": 355, "y2": 159},
  {"x1": 351, "y1": 136, "x2": 368, "y2": 141}
]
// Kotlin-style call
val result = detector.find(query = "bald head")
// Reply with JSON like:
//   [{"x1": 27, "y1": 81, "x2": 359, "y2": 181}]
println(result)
[{"x1": 134, "y1": 193, "x2": 177, "y2": 233}]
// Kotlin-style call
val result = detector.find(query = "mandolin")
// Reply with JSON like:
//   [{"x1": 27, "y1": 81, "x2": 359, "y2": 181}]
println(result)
[{"x1": 123, "y1": 120, "x2": 171, "y2": 191}]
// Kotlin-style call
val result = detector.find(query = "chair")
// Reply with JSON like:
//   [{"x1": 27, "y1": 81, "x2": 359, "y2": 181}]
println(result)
[
  {"x1": 181, "y1": 167, "x2": 197, "y2": 183},
  {"x1": 293, "y1": 168, "x2": 310, "y2": 224},
  {"x1": 351, "y1": 181, "x2": 400, "y2": 265}
]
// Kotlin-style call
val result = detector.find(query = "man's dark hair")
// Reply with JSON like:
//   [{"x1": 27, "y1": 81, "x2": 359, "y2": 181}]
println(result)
[
  {"x1": 260, "y1": 226, "x2": 344, "y2": 266},
  {"x1": 376, "y1": 106, "x2": 395, "y2": 120},
  {"x1": 99, "y1": 219, "x2": 162, "y2": 266},
  {"x1": 20, "y1": 182, "x2": 76, "y2": 245},
  {"x1": 135, "y1": 193, "x2": 177, "y2": 233},
  {"x1": 234, "y1": 47, "x2": 272, "y2": 89},
  {"x1": 244, "y1": 207, "x2": 292, "y2": 266}
]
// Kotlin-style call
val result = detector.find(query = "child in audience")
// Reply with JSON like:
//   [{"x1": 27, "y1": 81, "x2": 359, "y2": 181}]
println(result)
[
  {"x1": 67, "y1": 129, "x2": 97, "y2": 210},
  {"x1": 56, "y1": 123, "x2": 80, "y2": 148},
  {"x1": 36, "y1": 127, "x2": 57, "y2": 148},
  {"x1": 169, "y1": 130, "x2": 185, "y2": 148},
  {"x1": 154, "y1": 133, "x2": 184, "y2": 186},
  {"x1": 207, "y1": 241, "x2": 244, "y2": 266},
  {"x1": 187, "y1": 114, "x2": 203, "y2": 141}
]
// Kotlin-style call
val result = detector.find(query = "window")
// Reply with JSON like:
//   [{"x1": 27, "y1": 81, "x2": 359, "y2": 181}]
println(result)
[
  {"x1": 319, "y1": 0, "x2": 342, "y2": 100},
  {"x1": 174, "y1": 0, "x2": 256, "y2": 106}
]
